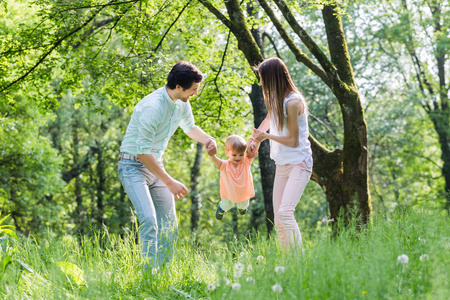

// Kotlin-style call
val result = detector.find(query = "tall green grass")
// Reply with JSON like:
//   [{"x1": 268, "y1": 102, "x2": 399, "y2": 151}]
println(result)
[{"x1": 1, "y1": 209, "x2": 449, "y2": 299}]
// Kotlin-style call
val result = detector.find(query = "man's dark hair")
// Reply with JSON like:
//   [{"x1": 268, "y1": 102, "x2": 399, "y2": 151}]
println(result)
[{"x1": 166, "y1": 61, "x2": 203, "y2": 90}]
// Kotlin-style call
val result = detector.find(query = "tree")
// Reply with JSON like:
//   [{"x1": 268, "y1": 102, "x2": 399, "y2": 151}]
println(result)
[
  {"x1": 0, "y1": 97, "x2": 64, "y2": 235},
  {"x1": 370, "y1": 0, "x2": 449, "y2": 209},
  {"x1": 198, "y1": 0, "x2": 372, "y2": 223},
  {"x1": 190, "y1": 142, "x2": 203, "y2": 235}
]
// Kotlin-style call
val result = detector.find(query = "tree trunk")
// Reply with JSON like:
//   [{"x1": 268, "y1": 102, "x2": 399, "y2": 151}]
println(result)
[
  {"x1": 96, "y1": 141, "x2": 105, "y2": 227},
  {"x1": 190, "y1": 142, "x2": 203, "y2": 234},
  {"x1": 322, "y1": 5, "x2": 372, "y2": 223},
  {"x1": 249, "y1": 84, "x2": 275, "y2": 233},
  {"x1": 72, "y1": 115, "x2": 85, "y2": 235},
  {"x1": 247, "y1": 2, "x2": 276, "y2": 233},
  {"x1": 430, "y1": 115, "x2": 450, "y2": 210}
]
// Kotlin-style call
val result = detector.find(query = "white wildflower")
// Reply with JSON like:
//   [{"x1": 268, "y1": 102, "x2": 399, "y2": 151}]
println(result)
[
  {"x1": 419, "y1": 254, "x2": 429, "y2": 261},
  {"x1": 234, "y1": 270, "x2": 243, "y2": 278},
  {"x1": 234, "y1": 262, "x2": 245, "y2": 272},
  {"x1": 224, "y1": 278, "x2": 231, "y2": 285},
  {"x1": 256, "y1": 255, "x2": 264, "y2": 262},
  {"x1": 272, "y1": 283, "x2": 283, "y2": 293},
  {"x1": 275, "y1": 266, "x2": 286, "y2": 273},
  {"x1": 231, "y1": 283, "x2": 241, "y2": 291},
  {"x1": 397, "y1": 254, "x2": 409, "y2": 264},
  {"x1": 247, "y1": 265, "x2": 253, "y2": 272},
  {"x1": 246, "y1": 277, "x2": 255, "y2": 283},
  {"x1": 206, "y1": 283, "x2": 216, "y2": 291},
  {"x1": 418, "y1": 237, "x2": 426, "y2": 243}
]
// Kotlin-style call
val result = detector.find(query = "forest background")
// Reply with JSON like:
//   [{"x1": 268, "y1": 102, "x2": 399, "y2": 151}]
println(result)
[{"x1": 0, "y1": 0, "x2": 448, "y2": 246}]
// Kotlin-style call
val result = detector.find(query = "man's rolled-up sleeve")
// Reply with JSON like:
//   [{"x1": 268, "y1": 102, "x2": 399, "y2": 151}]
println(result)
[
  {"x1": 179, "y1": 102, "x2": 195, "y2": 133},
  {"x1": 136, "y1": 105, "x2": 161, "y2": 154}
]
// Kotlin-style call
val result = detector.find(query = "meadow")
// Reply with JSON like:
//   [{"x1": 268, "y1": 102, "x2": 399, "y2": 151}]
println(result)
[{"x1": 1, "y1": 208, "x2": 449, "y2": 299}]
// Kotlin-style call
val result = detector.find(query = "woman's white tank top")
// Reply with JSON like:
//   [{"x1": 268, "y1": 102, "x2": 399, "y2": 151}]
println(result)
[{"x1": 269, "y1": 92, "x2": 313, "y2": 167}]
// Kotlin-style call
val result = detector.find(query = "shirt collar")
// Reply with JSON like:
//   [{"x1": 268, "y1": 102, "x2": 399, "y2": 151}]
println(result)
[{"x1": 163, "y1": 85, "x2": 178, "y2": 108}]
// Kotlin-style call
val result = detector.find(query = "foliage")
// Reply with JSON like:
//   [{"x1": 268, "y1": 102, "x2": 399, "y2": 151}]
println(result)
[
  {"x1": 0, "y1": 96, "x2": 64, "y2": 234},
  {"x1": 342, "y1": 0, "x2": 447, "y2": 209}
]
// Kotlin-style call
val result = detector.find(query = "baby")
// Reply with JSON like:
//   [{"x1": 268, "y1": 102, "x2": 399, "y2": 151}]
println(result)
[{"x1": 208, "y1": 135, "x2": 257, "y2": 220}]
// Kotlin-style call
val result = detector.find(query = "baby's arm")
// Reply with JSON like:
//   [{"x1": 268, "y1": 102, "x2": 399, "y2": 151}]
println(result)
[
  {"x1": 246, "y1": 139, "x2": 258, "y2": 160},
  {"x1": 209, "y1": 154, "x2": 224, "y2": 169}
]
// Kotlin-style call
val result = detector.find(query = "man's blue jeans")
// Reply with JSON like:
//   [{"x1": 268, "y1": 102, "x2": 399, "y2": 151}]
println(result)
[{"x1": 118, "y1": 159, "x2": 177, "y2": 267}]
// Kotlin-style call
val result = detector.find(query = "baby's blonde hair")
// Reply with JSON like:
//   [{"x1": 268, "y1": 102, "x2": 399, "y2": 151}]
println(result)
[{"x1": 225, "y1": 135, "x2": 247, "y2": 153}]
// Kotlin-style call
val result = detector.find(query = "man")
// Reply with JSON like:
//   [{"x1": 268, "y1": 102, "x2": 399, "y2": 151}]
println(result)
[{"x1": 118, "y1": 61, "x2": 217, "y2": 269}]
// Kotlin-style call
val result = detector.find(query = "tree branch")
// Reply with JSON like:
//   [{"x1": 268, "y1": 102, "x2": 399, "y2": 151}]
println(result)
[
  {"x1": 62, "y1": 146, "x2": 100, "y2": 183},
  {"x1": 321, "y1": 3, "x2": 356, "y2": 87},
  {"x1": 403, "y1": 150, "x2": 443, "y2": 169},
  {"x1": 153, "y1": 0, "x2": 192, "y2": 53},
  {"x1": 197, "y1": 0, "x2": 233, "y2": 29},
  {"x1": 0, "y1": 7, "x2": 105, "y2": 94},
  {"x1": 89, "y1": 13, "x2": 126, "y2": 61},
  {"x1": 71, "y1": 17, "x2": 119, "y2": 49},
  {"x1": 257, "y1": 0, "x2": 332, "y2": 87},
  {"x1": 213, "y1": 30, "x2": 231, "y2": 121},
  {"x1": 56, "y1": 0, "x2": 140, "y2": 12},
  {"x1": 262, "y1": 32, "x2": 281, "y2": 59},
  {"x1": 309, "y1": 112, "x2": 340, "y2": 143}
]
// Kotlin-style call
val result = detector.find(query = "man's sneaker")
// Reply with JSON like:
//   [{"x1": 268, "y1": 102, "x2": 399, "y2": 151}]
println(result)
[
  {"x1": 238, "y1": 208, "x2": 247, "y2": 215},
  {"x1": 216, "y1": 205, "x2": 225, "y2": 220}
]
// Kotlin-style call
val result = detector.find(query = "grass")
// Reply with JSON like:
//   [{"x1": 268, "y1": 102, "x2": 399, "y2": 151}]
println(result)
[{"x1": 1, "y1": 209, "x2": 450, "y2": 299}]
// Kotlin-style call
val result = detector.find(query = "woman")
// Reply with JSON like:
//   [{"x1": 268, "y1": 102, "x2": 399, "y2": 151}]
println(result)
[{"x1": 251, "y1": 57, "x2": 313, "y2": 251}]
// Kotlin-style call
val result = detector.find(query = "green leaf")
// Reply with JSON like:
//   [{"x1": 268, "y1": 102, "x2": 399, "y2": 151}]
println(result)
[
  {"x1": 56, "y1": 261, "x2": 87, "y2": 287},
  {"x1": 0, "y1": 214, "x2": 11, "y2": 225},
  {"x1": 15, "y1": 259, "x2": 35, "y2": 274},
  {"x1": 1, "y1": 255, "x2": 12, "y2": 273},
  {"x1": 0, "y1": 228, "x2": 18, "y2": 240}
]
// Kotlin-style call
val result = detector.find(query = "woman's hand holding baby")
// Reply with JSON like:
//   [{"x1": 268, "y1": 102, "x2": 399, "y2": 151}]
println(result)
[{"x1": 252, "y1": 128, "x2": 267, "y2": 143}]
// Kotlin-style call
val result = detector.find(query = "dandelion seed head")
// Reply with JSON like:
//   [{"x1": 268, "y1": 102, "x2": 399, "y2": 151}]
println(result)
[
  {"x1": 206, "y1": 283, "x2": 216, "y2": 291},
  {"x1": 246, "y1": 276, "x2": 255, "y2": 283},
  {"x1": 247, "y1": 265, "x2": 253, "y2": 272},
  {"x1": 256, "y1": 255, "x2": 264, "y2": 262},
  {"x1": 234, "y1": 270, "x2": 243, "y2": 278},
  {"x1": 234, "y1": 262, "x2": 244, "y2": 272},
  {"x1": 397, "y1": 254, "x2": 409, "y2": 264},
  {"x1": 272, "y1": 283, "x2": 283, "y2": 293},
  {"x1": 231, "y1": 283, "x2": 241, "y2": 291},
  {"x1": 419, "y1": 254, "x2": 429, "y2": 261},
  {"x1": 275, "y1": 266, "x2": 286, "y2": 273}
]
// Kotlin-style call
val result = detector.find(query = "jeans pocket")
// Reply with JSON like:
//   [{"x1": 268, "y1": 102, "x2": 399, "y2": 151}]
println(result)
[{"x1": 119, "y1": 160, "x2": 141, "y2": 180}]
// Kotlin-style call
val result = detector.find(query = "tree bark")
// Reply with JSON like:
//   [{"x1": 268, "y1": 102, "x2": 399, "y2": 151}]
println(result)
[
  {"x1": 190, "y1": 142, "x2": 203, "y2": 234},
  {"x1": 96, "y1": 141, "x2": 105, "y2": 227},
  {"x1": 247, "y1": 2, "x2": 275, "y2": 234}
]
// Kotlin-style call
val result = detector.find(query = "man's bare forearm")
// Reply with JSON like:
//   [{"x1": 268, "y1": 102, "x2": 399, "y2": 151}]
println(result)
[{"x1": 186, "y1": 126, "x2": 213, "y2": 144}]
